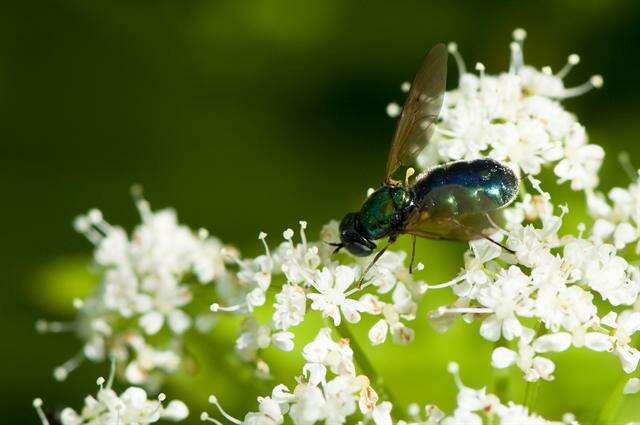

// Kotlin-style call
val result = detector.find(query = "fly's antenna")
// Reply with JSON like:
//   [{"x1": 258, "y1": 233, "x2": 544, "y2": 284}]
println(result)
[
  {"x1": 618, "y1": 151, "x2": 638, "y2": 182},
  {"x1": 405, "y1": 167, "x2": 415, "y2": 186}
]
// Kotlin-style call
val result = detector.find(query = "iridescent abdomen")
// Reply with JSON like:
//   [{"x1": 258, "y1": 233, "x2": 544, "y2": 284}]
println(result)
[{"x1": 412, "y1": 158, "x2": 519, "y2": 218}]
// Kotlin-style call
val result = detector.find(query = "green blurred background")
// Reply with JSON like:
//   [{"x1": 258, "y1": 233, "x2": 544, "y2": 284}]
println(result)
[{"x1": 2, "y1": 0, "x2": 640, "y2": 423}]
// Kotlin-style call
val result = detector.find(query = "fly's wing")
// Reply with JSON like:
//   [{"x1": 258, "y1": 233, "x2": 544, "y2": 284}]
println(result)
[
  {"x1": 384, "y1": 43, "x2": 447, "y2": 182},
  {"x1": 402, "y1": 185, "x2": 507, "y2": 241}
]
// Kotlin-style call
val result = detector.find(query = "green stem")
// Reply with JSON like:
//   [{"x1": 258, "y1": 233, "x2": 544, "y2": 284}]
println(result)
[
  {"x1": 522, "y1": 380, "x2": 539, "y2": 411},
  {"x1": 595, "y1": 376, "x2": 627, "y2": 425},
  {"x1": 333, "y1": 322, "x2": 402, "y2": 414},
  {"x1": 522, "y1": 324, "x2": 546, "y2": 411}
]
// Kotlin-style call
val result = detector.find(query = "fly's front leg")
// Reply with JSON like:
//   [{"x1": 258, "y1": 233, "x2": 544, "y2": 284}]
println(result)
[{"x1": 358, "y1": 235, "x2": 396, "y2": 288}]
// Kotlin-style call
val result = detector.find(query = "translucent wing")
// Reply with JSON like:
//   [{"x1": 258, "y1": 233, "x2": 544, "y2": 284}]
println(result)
[
  {"x1": 403, "y1": 158, "x2": 519, "y2": 242},
  {"x1": 403, "y1": 210, "x2": 507, "y2": 242},
  {"x1": 402, "y1": 184, "x2": 507, "y2": 242},
  {"x1": 385, "y1": 43, "x2": 448, "y2": 182}
]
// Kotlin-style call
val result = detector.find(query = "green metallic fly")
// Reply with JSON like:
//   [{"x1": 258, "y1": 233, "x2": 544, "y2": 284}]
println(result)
[{"x1": 331, "y1": 43, "x2": 519, "y2": 278}]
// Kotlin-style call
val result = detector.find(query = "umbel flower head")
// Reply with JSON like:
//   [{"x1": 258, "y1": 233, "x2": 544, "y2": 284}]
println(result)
[
  {"x1": 36, "y1": 188, "x2": 229, "y2": 385},
  {"x1": 33, "y1": 361, "x2": 188, "y2": 424},
  {"x1": 412, "y1": 28, "x2": 604, "y2": 191},
  {"x1": 428, "y1": 175, "x2": 640, "y2": 380},
  {"x1": 215, "y1": 220, "x2": 425, "y2": 376},
  {"x1": 200, "y1": 329, "x2": 575, "y2": 425},
  {"x1": 34, "y1": 28, "x2": 640, "y2": 425}
]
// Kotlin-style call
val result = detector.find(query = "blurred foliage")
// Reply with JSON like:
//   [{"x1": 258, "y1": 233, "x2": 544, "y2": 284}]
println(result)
[{"x1": 2, "y1": 0, "x2": 640, "y2": 423}]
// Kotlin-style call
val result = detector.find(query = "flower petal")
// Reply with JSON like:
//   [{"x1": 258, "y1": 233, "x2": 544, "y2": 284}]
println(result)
[
  {"x1": 491, "y1": 347, "x2": 517, "y2": 369},
  {"x1": 368, "y1": 320, "x2": 389, "y2": 345}
]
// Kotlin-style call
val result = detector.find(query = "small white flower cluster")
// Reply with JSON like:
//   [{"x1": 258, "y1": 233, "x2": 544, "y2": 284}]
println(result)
[
  {"x1": 588, "y1": 173, "x2": 640, "y2": 252},
  {"x1": 203, "y1": 328, "x2": 381, "y2": 425},
  {"x1": 33, "y1": 363, "x2": 188, "y2": 424},
  {"x1": 429, "y1": 177, "x2": 640, "y2": 380},
  {"x1": 413, "y1": 29, "x2": 604, "y2": 191},
  {"x1": 37, "y1": 191, "x2": 228, "y2": 385},
  {"x1": 202, "y1": 329, "x2": 572, "y2": 425},
  {"x1": 35, "y1": 29, "x2": 639, "y2": 425},
  {"x1": 215, "y1": 221, "x2": 426, "y2": 375}
]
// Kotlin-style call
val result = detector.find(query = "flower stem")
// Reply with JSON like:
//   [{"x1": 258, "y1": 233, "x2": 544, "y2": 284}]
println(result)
[
  {"x1": 594, "y1": 376, "x2": 627, "y2": 425},
  {"x1": 333, "y1": 322, "x2": 402, "y2": 414},
  {"x1": 523, "y1": 380, "x2": 539, "y2": 411}
]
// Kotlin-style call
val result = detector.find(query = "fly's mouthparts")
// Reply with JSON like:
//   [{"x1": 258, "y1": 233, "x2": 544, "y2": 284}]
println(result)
[{"x1": 324, "y1": 241, "x2": 344, "y2": 255}]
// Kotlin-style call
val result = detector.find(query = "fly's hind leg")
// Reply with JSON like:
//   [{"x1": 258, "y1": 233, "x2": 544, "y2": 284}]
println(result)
[
  {"x1": 480, "y1": 234, "x2": 515, "y2": 254},
  {"x1": 401, "y1": 229, "x2": 449, "y2": 274},
  {"x1": 451, "y1": 218, "x2": 515, "y2": 254},
  {"x1": 480, "y1": 214, "x2": 515, "y2": 254},
  {"x1": 409, "y1": 235, "x2": 417, "y2": 273}
]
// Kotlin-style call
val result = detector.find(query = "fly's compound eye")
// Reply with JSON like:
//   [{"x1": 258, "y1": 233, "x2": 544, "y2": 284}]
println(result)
[{"x1": 339, "y1": 213, "x2": 376, "y2": 257}]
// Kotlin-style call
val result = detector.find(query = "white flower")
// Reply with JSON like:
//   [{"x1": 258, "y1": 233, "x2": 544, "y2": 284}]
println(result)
[
  {"x1": 490, "y1": 328, "x2": 556, "y2": 382},
  {"x1": 243, "y1": 396, "x2": 285, "y2": 425},
  {"x1": 624, "y1": 378, "x2": 640, "y2": 394},
  {"x1": 124, "y1": 334, "x2": 181, "y2": 384},
  {"x1": 191, "y1": 237, "x2": 227, "y2": 283},
  {"x1": 53, "y1": 196, "x2": 229, "y2": 383},
  {"x1": 201, "y1": 330, "x2": 572, "y2": 425},
  {"x1": 494, "y1": 402, "x2": 552, "y2": 425},
  {"x1": 302, "y1": 328, "x2": 355, "y2": 384},
  {"x1": 477, "y1": 266, "x2": 533, "y2": 341},
  {"x1": 138, "y1": 274, "x2": 192, "y2": 335},
  {"x1": 92, "y1": 224, "x2": 129, "y2": 268},
  {"x1": 323, "y1": 375, "x2": 359, "y2": 425},
  {"x1": 565, "y1": 239, "x2": 637, "y2": 306},
  {"x1": 242, "y1": 386, "x2": 295, "y2": 425},
  {"x1": 366, "y1": 284, "x2": 416, "y2": 345},
  {"x1": 102, "y1": 268, "x2": 141, "y2": 318},
  {"x1": 289, "y1": 383, "x2": 327, "y2": 425},
  {"x1": 279, "y1": 224, "x2": 321, "y2": 286},
  {"x1": 589, "y1": 311, "x2": 640, "y2": 373},
  {"x1": 439, "y1": 359, "x2": 568, "y2": 424},
  {"x1": 534, "y1": 285, "x2": 597, "y2": 332},
  {"x1": 553, "y1": 123, "x2": 604, "y2": 190},
  {"x1": 271, "y1": 331, "x2": 295, "y2": 352},
  {"x1": 372, "y1": 401, "x2": 393, "y2": 425},
  {"x1": 235, "y1": 319, "x2": 294, "y2": 363},
  {"x1": 459, "y1": 239, "x2": 502, "y2": 292},
  {"x1": 419, "y1": 31, "x2": 602, "y2": 192},
  {"x1": 273, "y1": 284, "x2": 307, "y2": 330},
  {"x1": 308, "y1": 266, "x2": 361, "y2": 326},
  {"x1": 489, "y1": 119, "x2": 559, "y2": 176},
  {"x1": 492, "y1": 347, "x2": 518, "y2": 369},
  {"x1": 237, "y1": 255, "x2": 273, "y2": 292},
  {"x1": 358, "y1": 250, "x2": 407, "y2": 294},
  {"x1": 34, "y1": 364, "x2": 188, "y2": 425},
  {"x1": 588, "y1": 180, "x2": 640, "y2": 252},
  {"x1": 532, "y1": 332, "x2": 572, "y2": 353},
  {"x1": 507, "y1": 223, "x2": 556, "y2": 269}
]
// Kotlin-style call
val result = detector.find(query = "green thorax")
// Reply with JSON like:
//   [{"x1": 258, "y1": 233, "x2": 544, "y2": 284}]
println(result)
[{"x1": 359, "y1": 186, "x2": 411, "y2": 240}]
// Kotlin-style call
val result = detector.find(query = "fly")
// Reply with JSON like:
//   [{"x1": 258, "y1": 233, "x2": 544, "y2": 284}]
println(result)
[{"x1": 331, "y1": 44, "x2": 519, "y2": 280}]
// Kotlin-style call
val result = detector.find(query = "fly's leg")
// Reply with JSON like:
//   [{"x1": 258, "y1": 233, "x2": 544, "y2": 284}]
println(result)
[
  {"x1": 451, "y1": 218, "x2": 515, "y2": 254},
  {"x1": 358, "y1": 236, "x2": 396, "y2": 288},
  {"x1": 358, "y1": 245, "x2": 389, "y2": 288},
  {"x1": 409, "y1": 235, "x2": 417, "y2": 273},
  {"x1": 480, "y1": 234, "x2": 515, "y2": 254}
]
